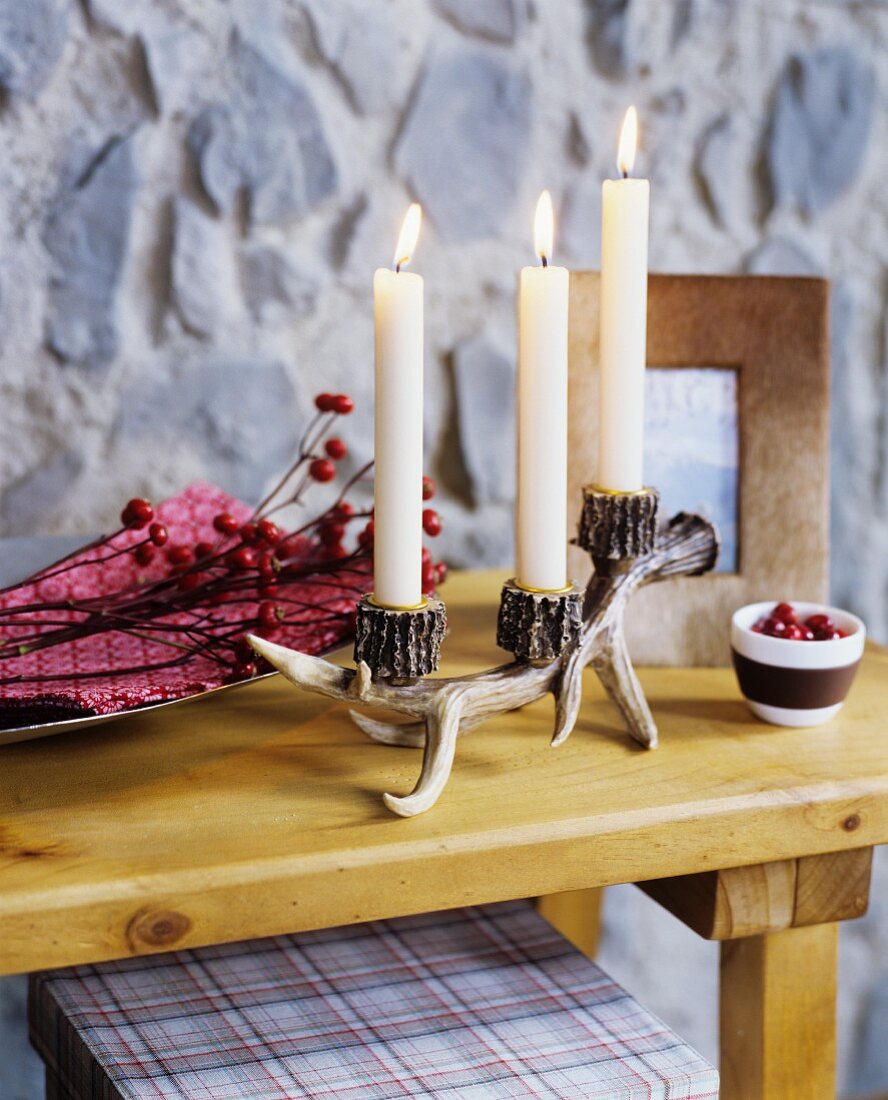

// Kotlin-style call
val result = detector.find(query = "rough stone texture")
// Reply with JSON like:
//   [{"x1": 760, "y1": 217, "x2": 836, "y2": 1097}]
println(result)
[
  {"x1": 43, "y1": 133, "x2": 138, "y2": 366},
  {"x1": 1, "y1": 2, "x2": 888, "y2": 1094},
  {"x1": 354, "y1": 595, "x2": 446, "y2": 678},
  {"x1": 396, "y1": 48, "x2": 532, "y2": 241},
  {"x1": 765, "y1": 48, "x2": 876, "y2": 216},
  {"x1": 695, "y1": 113, "x2": 735, "y2": 228},
  {"x1": 188, "y1": 28, "x2": 338, "y2": 227},
  {"x1": 585, "y1": 0, "x2": 694, "y2": 78},
  {"x1": 141, "y1": 23, "x2": 211, "y2": 114},
  {"x1": 452, "y1": 337, "x2": 515, "y2": 506},
  {"x1": 305, "y1": 0, "x2": 414, "y2": 114},
  {"x1": 0, "y1": 449, "x2": 84, "y2": 532},
  {"x1": 496, "y1": 580, "x2": 582, "y2": 661},
  {"x1": 170, "y1": 198, "x2": 240, "y2": 338},
  {"x1": 239, "y1": 244, "x2": 319, "y2": 325},
  {"x1": 560, "y1": 176, "x2": 602, "y2": 265},
  {"x1": 744, "y1": 235, "x2": 822, "y2": 278},
  {"x1": 0, "y1": 0, "x2": 70, "y2": 100},
  {"x1": 432, "y1": 0, "x2": 521, "y2": 43},
  {"x1": 119, "y1": 359, "x2": 302, "y2": 502}
]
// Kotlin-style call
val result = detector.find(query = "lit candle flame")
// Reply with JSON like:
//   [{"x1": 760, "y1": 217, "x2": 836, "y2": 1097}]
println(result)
[
  {"x1": 617, "y1": 106, "x2": 638, "y2": 177},
  {"x1": 394, "y1": 203, "x2": 422, "y2": 272},
  {"x1": 534, "y1": 190, "x2": 554, "y2": 266}
]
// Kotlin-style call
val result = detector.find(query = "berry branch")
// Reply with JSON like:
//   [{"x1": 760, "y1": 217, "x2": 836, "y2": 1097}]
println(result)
[{"x1": 0, "y1": 392, "x2": 448, "y2": 690}]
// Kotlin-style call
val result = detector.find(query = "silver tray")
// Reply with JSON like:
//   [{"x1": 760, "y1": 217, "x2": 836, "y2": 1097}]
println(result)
[{"x1": 0, "y1": 671, "x2": 278, "y2": 747}]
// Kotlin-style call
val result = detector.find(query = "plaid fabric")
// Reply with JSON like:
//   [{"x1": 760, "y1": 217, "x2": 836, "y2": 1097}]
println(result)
[{"x1": 30, "y1": 901, "x2": 719, "y2": 1100}]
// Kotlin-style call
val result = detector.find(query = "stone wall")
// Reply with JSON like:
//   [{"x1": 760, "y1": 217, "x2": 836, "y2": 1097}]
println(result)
[
  {"x1": 0, "y1": 0, "x2": 885, "y2": 1096},
  {"x1": 0, "y1": 0, "x2": 885, "y2": 639}
]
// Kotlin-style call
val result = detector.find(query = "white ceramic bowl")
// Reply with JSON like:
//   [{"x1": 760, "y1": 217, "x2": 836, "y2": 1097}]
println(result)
[{"x1": 731, "y1": 601, "x2": 865, "y2": 727}]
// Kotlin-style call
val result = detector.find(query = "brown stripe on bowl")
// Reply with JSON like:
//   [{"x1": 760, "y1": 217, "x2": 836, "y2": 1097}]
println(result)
[{"x1": 732, "y1": 650, "x2": 862, "y2": 710}]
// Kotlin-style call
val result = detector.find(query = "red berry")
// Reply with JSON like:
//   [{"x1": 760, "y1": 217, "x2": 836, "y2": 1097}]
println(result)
[
  {"x1": 134, "y1": 543, "x2": 155, "y2": 566},
  {"x1": 331, "y1": 393, "x2": 354, "y2": 415},
  {"x1": 813, "y1": 627, "x2": 841, "y2": 641},
  {"x1": 434, "y1": 561, "x2": 448, "y2": 585},
  {"x1": 213, "y1": 512, "x2": 240, "y2": 535},
  {"x1": 258, "y1": 601, "x2": 280, "y2": 629},
  {"x1": 239, "y1": 522, "x2": 259, "y2": 544},
  {"x1": 772, "y1": 602, "x2": 797, "y2": 624},
  {"x1": 321, "y1": 542, "x2": 346, "y2": 560},
  {"x1": 324, "y1": 437, "x2": 347, "y2": 460},
  {"x1": 837, "y1": 629, "x2": 849, "y2": 638},
  {"x1": 178, "y1": 572, "x2": 202, "y2": 592},
  {"x1": 256, "y1": 519, "x2": 281, "y2": 544},
  {"x1": 319, "y1": 521, "x2": 345, "y2": 546},
  {"x1": 148, "y1": 522, "x2": 168, "y2": 547},
  {"x1": 331, "y1": 501, "x2": 354, "y2": 521},
  {"x1": 422, "y1": 476, "x2": 436, "y2": 501},
  {"x1": 805, "y1": 613, "x2": 833, "y2": 631},
  {"x1": 784, "y1": 623, "x2": 806, "y2": 640},
  {"x1": 762, "y1": 617, "x2": 787, "y2": 637},
  {"x1": 421, "y1": 546, "x2": 432, "y2": 565},
  {"x1": 309, "y1": 458, "x2": 336, "y2": 483},
  {"x1": 234, "y1": 637, "x2": 254, "y2": 662},
  {"x1": 257, "y1": 552, "x2": 278, "y2": 579},
  {"x1": 422, "y1": 508, "x2": 442, "y2": 537},
  {"x1": 751, "y1": 618, "x2": 767, "y2": 634},
  {"x1": 232, "y1": 661, "x2": 258, "y2": 680},
  {"x1": 315, "y1": 392, "x2": 336, "y2": 412},
  {"x1": 422, "y1": 560, "x2": 436, "y2": 594},
  {"x1": 121, "y1": 497, "x2": 154, "y2": 529},
  {"x1": 358, "y1": 520, "x2": 375, "y2": 548},
  {"x1": 228, "y1": 546, "x2": 257, "y2": 571},
  {"x1": 166, "y1": 545, "x2": 193, "y2": 567},
  {"x1": 194, "y1": 540, "x2": 215, "y2": 559}
]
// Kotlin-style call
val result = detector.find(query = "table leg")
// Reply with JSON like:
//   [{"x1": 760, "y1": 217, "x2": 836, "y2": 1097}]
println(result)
[
  {"x1": 719, "y1": 922, "x2": 838, "y2": 1100},
  {"x1": 537, "y1": 888, "x2": 603, "y2": 958}
]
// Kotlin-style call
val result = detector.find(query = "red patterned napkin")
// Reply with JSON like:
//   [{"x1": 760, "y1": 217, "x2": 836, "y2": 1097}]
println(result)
[{"x1": 0, "y1": 483, "x2": 365, "y2": 726}]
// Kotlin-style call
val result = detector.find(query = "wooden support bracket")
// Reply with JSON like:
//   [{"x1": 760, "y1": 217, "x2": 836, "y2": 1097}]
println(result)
[{"x1": 638, "y1": 847, "x2": 872, "y2": 940}]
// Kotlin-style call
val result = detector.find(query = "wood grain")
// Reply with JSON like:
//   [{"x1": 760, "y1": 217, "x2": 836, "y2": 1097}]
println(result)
[
  {"x1": 537, "y1": 889, "x2": 603, "y2": 958},
  {"x1": 641, "y1": 848, "x2": 872, "y2": 939},
  {"x1": 568, "y1": 274, "x2": 831, "y2": 666},
  {"x1": 794, "y1": 848, "x2": 873, "y2": 926},
  {"x1": 640, "y1": 860, "x2": 796, "y2": 940},
  {"x1": 0, "y1": 570, "x2": 886, "y2": 976},
  {"x1": 720, "y1": 923, "x2": 838, "y2": 1100}
]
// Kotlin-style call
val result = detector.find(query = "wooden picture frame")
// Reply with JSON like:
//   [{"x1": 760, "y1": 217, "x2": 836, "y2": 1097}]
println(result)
[{"x1": 567, "y1": 274, "x2": 830, "y2": 666}]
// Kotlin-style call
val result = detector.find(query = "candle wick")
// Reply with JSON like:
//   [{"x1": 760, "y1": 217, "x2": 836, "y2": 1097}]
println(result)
[
  {"x1": 621, "y1": 169, "x2": 629, "y2": 180},
  {"x1": 395, "y1": 261, "x2": 401, "y2": 274},
  {"x1": 541, "y1": 255, "x2": 548, "y2": 268}
]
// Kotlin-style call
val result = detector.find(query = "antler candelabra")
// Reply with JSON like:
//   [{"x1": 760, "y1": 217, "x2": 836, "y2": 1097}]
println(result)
[{"x1": 250, "y1": 487, "x2": 719, "y2": 818}]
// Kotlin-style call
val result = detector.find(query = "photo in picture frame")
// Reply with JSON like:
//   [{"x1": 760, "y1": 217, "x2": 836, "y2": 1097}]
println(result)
[{"x1": 567, "y1": 273, "x2": 830, "y2": 666}]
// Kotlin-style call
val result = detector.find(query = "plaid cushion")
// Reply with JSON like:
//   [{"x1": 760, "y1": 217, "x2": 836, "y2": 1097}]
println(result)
[{"x1": 30, "y1": 900, "x2": 718, "y2": 1100}]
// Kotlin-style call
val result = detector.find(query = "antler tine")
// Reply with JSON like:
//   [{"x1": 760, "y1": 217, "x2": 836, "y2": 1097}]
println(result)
[
  {"x1": 382, "y1": 689, "x2": 465, "y2": 817},
  {"x1": 247, "y1": 509, "x2": 719, "y2": 816}
]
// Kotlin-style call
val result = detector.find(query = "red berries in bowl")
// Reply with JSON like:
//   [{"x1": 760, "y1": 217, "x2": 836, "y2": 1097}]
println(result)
[
  {"x1": 750, "y1": 602, "x2": 848, "y2": 641},
  {"x1": 731, "y1": 600, "x2": 865, "y2": 728}
]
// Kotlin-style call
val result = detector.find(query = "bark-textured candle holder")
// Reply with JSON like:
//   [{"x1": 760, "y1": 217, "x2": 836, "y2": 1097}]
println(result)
[
  {"x1": 578, "y1": 485, "x2": 659, "y2": 570},
  {"x1": 353, "y1": 595, "x2": 447, "y2": 680},
  {"x1": 249, "y1": 489, "x2": 719, "y2": 819},
  {"x1": 496, "y1": 580, "x2": 583, "y2": 662}
]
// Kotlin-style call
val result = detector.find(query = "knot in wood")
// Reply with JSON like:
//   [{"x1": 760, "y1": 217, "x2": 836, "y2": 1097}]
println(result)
[
  {"x1": 125, "y1": 908, "x2": 191, "y2": 952},
  {"x1": 496, "y1": 580, "x2": 583, "y2": 661},
  {"x1": 578, "y1": 486, "x2": 660, "y2": 564},
  {"x1": 354, "y1": 595, "x2": 446, "y2": 679}
]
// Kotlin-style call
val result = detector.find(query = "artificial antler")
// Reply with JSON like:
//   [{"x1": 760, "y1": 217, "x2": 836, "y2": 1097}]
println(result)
[{"x1": 249, "y1": 511, "x2": 718, "y2": 818}]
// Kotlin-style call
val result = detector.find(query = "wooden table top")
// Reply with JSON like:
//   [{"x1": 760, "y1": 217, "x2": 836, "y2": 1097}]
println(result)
[{"x1": 1, "y1": 570, "x2": 886, "y2": 976}]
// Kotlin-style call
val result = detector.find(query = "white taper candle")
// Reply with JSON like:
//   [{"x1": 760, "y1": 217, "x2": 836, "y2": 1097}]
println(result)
[
  {"x1": 516, "y1": 191, "x2": 570, "y2": 592},
  {"x1": 373, "y1": 204, "x2": 424, "y2": 609},
  {"x1": 599, "y1": 107, "x2": 650, "y2": 492}
]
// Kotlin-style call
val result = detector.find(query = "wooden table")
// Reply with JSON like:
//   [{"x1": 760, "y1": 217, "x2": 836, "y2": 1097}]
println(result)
[{"x1": 1, "y1": 570, "x2": 886, "y2": 1099}]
